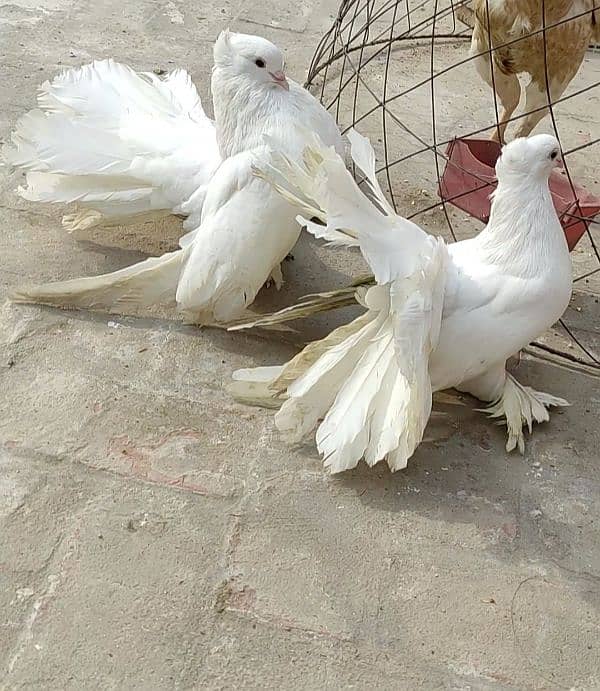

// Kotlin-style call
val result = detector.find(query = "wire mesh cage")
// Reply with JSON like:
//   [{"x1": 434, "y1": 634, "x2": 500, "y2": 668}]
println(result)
[{"x1": 305, "y1": 0, "x2": 600, "y2": 368}]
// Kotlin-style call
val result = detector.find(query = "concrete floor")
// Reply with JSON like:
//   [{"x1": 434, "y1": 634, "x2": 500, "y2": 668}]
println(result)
[{"x1": 1, "y1": 0, "x2": 600, "y2": 688}]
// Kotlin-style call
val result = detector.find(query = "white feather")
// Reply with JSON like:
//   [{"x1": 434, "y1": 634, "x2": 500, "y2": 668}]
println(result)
[
  {"x1": 11, "y1": 250, "x2": 184, "y2": 310},
  {"x1": 174, "y1": 150, "x2": 300, "y2": 323},
  {"x1": 275, "y1": 312, "x2": 381, "y2": 443},
  {"x1": 228, "y1": 365, "x2": 286, "y2": 408},
  {"x1": 238, "y1": 131, "x2": 573, "y2": 471},
  {"x1": 256, "y1": 134, "x2": 388, "y2": 248},
  {"x1": 7, "y1": 33, "x2": 344, "y2": 325},
  {"x1": 346, "y1": 128, "x2": 395, "y2": 216},
  {"x1": 481, "y1": 373, "x2": 569, "y2": 454},
  {"x1": 3, "y1": 59, "x2": 221, "y2": 228}
]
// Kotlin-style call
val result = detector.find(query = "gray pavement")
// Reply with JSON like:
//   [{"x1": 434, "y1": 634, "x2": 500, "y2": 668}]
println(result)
[{"x1": 1, "y1": 0, "x2": 600, "y2": 688}]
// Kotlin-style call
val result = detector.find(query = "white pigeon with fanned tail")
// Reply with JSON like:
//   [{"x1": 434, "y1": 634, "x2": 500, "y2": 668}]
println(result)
[
  {"x1": 6, "y1": 31, "x2": 344, "y2": 324},
  {"x1": 232, "y1": 129, "x2": 572, "y2": 472}
]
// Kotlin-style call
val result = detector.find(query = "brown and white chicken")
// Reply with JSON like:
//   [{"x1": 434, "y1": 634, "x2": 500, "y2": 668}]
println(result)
[{"x1": 471, "y1": 0, "x2": 600, "y2": 142}]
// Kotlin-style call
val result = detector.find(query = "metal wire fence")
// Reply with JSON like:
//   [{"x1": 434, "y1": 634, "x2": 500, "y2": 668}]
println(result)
[{"x1": 305, "y1": 0, "x2": 600, "y2": 368}]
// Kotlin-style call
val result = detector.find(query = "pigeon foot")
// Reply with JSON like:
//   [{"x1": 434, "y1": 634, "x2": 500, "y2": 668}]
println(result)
[{"x1": 479, "y1": 373, "x2": 569, "y2": 454}]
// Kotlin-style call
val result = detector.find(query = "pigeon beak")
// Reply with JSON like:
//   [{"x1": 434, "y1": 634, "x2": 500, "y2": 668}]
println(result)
[{"x1": 269, "y1": 71, "x2": 289, "y2": 91}]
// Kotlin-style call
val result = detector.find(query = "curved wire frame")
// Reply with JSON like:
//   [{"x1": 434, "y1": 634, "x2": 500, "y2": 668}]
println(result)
[{"x1": 305, "y1": 0, "x2": 600, "y2": 369}]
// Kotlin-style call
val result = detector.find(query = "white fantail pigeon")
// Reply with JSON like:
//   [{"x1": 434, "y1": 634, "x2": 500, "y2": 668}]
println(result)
[
  {"x1": 232, "y1": 130, "x2": 573, "y2": 472},
  {"x1": 6, "y1": 30, "x2": 343, "y2": 324}
]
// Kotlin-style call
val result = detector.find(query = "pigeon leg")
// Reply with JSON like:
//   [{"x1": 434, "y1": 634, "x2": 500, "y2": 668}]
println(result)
[
  {"x1": 462, "y1": 368, "x2": 569, "y2": 454},
  {"x1": 456, "y1": 363, "x2": 506, "y2": 402}
]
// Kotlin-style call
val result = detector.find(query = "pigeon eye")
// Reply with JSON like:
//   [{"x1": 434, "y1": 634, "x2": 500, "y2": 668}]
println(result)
[
  {"x1": 255, "y1": 58, "x2": 266, "y2": 68},
  {"x1": 550, "y1": 150, "x2": 558, "y2": 160}
]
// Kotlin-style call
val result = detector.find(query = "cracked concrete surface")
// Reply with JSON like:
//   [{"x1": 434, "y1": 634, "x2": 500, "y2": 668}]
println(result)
[{"x1": 1, "y1": 0, "x2": 600, "y2": 688}]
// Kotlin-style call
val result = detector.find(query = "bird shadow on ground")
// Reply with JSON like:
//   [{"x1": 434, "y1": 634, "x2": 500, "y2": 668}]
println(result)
[
  {"x1": 73, "y1": 240, "x2": 152, "y2": 267},
  {"x1": 311, "y1": 357, "x2": 600, "y2": 596},
  {"x1": 70, "y1": 214, "x2": 184, "y2": 256}
]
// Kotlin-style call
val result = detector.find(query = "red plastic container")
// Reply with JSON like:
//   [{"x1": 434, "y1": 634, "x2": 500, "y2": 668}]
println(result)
[{"x1": 438, "y1": 138, "x2": 600, "y2": 251}]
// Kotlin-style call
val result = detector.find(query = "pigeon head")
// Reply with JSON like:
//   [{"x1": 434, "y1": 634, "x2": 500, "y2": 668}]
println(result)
[
  {"x1": 214, "y1": 30, "x2": 289, "y2": 91},
  {"x1": 496, "y1": 134, "x2": 561, "y2": 183}
]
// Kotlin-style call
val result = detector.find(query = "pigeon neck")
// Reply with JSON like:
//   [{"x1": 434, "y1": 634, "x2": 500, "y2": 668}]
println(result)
[
  {"x1": 211, "y1": 69, "x2": 282, "y2": 158},
  {"x1": 476, "y1": 177, "x2": 568, "y2": 274}
]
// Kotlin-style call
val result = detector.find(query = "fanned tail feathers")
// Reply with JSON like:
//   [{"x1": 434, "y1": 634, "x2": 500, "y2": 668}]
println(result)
[
  {"x1": 236, "y1": 129, "x2": 448, "y2": 473},
  {"x1": 230, "y1": 309, "x2": 377, "y2": 435},
  {"x1": 274, "y1": 286, "x2": 425, "y2": 473},
  {"x1": 232, "y1": 237, "x2": 446, "y2": 475},
  {"x1": 2, "y1": 59, "x2": 220, "y2": 228}
]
